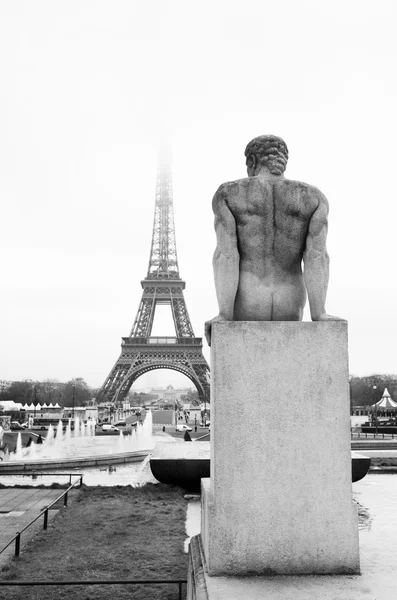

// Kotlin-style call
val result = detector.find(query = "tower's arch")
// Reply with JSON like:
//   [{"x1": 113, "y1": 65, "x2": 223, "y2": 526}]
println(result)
[
  {"x1": 112, "y1": 363, "x2": 208, "y2": 405},
  {"x1": 98, "y1": 338, "x2": 210, "y2": 405}
]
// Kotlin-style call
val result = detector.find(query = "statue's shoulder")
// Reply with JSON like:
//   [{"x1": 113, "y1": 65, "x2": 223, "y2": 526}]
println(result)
[
  {"x1": 281, "y1": 178, "x2": 329, "y2": 208},
  {"x1": 213, "y1": 177, "x2": 251, "y2": 204},
  {"x1": 215, "y1": 177, "x2": 250, "y2": 194}
]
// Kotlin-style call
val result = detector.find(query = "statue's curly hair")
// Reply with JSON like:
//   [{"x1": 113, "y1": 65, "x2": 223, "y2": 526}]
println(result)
[{"x1": 244, "y1": 135, "x2": 289, "y2": 176}]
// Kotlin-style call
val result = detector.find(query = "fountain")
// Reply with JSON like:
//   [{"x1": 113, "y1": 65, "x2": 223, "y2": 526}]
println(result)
[
  {"x1": 14, "y1": 432, "x2": 23, "y2": 460},
  {"x1": 0, "y1": 412, "x2": 155, "y2": 473}
]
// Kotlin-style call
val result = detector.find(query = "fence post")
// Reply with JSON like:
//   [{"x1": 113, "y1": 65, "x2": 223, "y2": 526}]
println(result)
[
  {"x1": 80, "y1": 475, "x2": 83, "y2": 487},
  {"x1": 44, "y1": 508, "x2": 49, "y2": 530},
  {"x1": 69, "y1": 475, "x2": 72, "y2": 485},
  {"x1": 179, "y1": 581, "x2": 183, "y2": 600},
  {"x1": 64, "y1": 492, "x2": 68, "y2": 507},
  {"x1": 15, "y1": 533, "x2": 20, "y2": 557}
]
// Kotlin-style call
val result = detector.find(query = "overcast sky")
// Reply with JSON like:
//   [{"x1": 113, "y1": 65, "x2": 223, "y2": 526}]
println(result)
[{"x1": 1, "y1": 0, "x2": 396, "y2": 390}]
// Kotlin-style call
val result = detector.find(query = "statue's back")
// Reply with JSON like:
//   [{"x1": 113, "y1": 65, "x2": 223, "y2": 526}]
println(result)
[
  {"x1": 223, "y1": 176, "x2": 321, "y2": 275},
  {"x1": 205, "y1": 134, "x2": 339, "y2": 342}
]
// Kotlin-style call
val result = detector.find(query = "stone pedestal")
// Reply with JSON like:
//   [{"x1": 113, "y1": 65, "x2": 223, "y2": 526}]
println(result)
[{"x1": 200, "y1": 321, "x2": 359, "y2": 577}]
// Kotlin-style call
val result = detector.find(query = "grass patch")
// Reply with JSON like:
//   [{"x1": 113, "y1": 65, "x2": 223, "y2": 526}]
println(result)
[
  {"x1": 0, "y1": 482, "x2": 71, "y2": 490},
  {"x1": 0, "y1": 484, "x2": 189, "y2": 599}
]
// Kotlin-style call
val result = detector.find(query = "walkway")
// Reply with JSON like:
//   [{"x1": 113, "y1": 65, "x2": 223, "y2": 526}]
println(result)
[{"x1": 0, "y1": 488, "x2": 76, "y2": 569}]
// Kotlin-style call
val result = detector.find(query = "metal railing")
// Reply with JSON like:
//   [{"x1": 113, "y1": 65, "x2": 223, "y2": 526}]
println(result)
[
  {"x1": 122, "y1": 336, "x2": 202, "y2": 346},
  {"x1": 351, "y1": 432, "x2": 396, "y2": 439},
  {"x1": 0, "y1": 474, "x2": 83, "y2": 558},
  {"x1": 0, "y1": 579, "x2": 187, "y2": 599}
]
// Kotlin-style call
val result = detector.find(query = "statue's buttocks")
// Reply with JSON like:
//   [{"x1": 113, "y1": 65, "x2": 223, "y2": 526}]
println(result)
[{"x1": 205, "y1": 135, "x2": 343, "y2": 345}]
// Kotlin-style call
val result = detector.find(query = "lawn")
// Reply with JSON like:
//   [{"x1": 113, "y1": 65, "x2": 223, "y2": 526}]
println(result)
[{"x1": 0, "y1": 484, "x2": 189, "y2": 600}]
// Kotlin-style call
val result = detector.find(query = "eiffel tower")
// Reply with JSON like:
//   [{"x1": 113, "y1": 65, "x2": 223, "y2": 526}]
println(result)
[{"x1": 97, "y1": 150, "x2": 210, "y2": 406}]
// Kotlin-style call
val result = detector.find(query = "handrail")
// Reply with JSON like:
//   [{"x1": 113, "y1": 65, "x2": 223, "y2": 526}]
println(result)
[
  {"x1": 0, "y1": 579, "x2": 187, "y2": 599},
  {"x1": 351, "y1": 432, "x2": 395, "y2": 439},
  {"x1": 0, "y1": 475, "x2": 83, "y2": 558}
]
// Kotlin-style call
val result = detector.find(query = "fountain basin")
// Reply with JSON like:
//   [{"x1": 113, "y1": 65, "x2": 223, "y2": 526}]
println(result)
[
  {"x1": 351, "y1": 451, "x2": 371, "y2": 482},
  {"x1": 0, "y1": 449, "x2": 151, "y2": 473},
  {"x1": 150, "y1": 442, "x2": 210, "y2": 492},
  {"x1": 150, "y1": 444, "x2": 371, "y2": 490}
]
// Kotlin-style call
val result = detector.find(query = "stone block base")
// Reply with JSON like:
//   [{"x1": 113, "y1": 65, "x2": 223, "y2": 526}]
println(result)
[{"x1": 202, "y1": 321, "x2": 359, "y2": 576}]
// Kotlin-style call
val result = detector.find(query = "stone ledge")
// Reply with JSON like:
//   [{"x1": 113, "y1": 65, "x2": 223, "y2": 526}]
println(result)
[{"x1": 187, "y1": 535, "x2": 209, "y2": 600}]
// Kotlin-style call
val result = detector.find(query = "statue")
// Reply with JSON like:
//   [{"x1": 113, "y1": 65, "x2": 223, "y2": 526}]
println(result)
[{"x1": 205, "y1": 135, "x2": 343, "y2": 345}]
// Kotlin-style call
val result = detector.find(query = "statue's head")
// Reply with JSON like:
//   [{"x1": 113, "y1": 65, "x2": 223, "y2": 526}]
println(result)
[{"x1": 245, "y1": 135, "x2": 288, "y2": 177}]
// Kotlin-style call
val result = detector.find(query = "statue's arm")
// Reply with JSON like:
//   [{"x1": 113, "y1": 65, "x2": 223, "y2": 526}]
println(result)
[
  {"x1": 204, "y1": 188, "x2": 239, "y2": 344},
  {"x1": 303, "y1": 193, "x2": 343, "y2": 321},
  {"x1": 212, "y1": 188, "x2": 240, "y2": 319}
]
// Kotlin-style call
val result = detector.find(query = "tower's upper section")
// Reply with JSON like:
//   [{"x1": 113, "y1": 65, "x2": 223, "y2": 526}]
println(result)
[{"x1": 146, "y1": 149, "x2": 180, "y2": 280}]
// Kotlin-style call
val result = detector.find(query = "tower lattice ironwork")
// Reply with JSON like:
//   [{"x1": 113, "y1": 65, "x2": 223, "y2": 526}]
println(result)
[{"x1": 97, "y1": 152, "x2": 210, "y2": 406}]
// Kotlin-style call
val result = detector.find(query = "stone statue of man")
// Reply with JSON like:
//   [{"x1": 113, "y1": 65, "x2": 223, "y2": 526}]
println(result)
[{"x1": 205, "y1": 134, "x2": 343, "y2": 345}]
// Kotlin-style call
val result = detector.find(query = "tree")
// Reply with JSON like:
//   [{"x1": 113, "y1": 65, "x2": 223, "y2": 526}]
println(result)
[
  {"x1": 1, "y1": 378, "x2": 100, "y2": 409},
  {"x1": 350, "y1": 374, "x2": 397, "y2": 406},
  {"x1": 34, "y1": 379, "x2": 63, "y2": 404},
  {"x1": 180, "y1": 388, "x2": 200, "y2": 406},
  {"x1": 350, "y1": 377, "x2": 373, "y2": 407},
  {"x1": 60, "y1": 378, "x2": 93, "y2": 407},
  {"x1": 129, "y1": 392, "x2": 159, "y2": 406},
  {"x1": 0, "y1": 386, "x2": 13, "y2": 401},
  {"x1": 6, "y1": 380, "x2": 35, "y2": 403}
]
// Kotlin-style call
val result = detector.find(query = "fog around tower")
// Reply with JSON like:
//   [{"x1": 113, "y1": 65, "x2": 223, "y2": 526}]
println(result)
[{"x1": 0, "y1": 0, "x2": 396, "y2": 386}]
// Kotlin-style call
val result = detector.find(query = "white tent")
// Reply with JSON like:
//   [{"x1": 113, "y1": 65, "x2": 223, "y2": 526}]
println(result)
[
  {"x1": 372, "y1": 387, "x2": 397, "y2": 409},
  {"x1": 0, "y1": 400, "x2": 23, "y2": 411}
]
